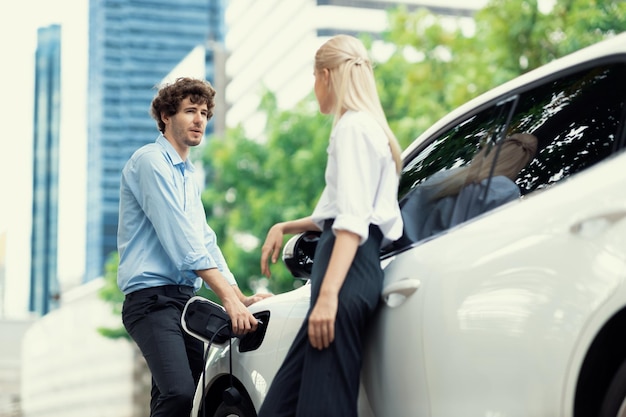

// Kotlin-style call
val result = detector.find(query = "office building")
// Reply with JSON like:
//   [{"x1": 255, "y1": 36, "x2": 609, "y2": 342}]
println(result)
[
  {"x1": 86, "y1": 0, "x2": 227, "y2": 281},
  {"x1": 0, "y1": 230, "x2": 6, "y2": 317},
  {"x1": 30, "y1": 24, "x2": 62, "y2": 315},
  {"x1": 224, "y1": 0, "x2": 485, "y2": 137},
  {"x1": 0, "y1": 318, "x2": 34, "y2": 416}
]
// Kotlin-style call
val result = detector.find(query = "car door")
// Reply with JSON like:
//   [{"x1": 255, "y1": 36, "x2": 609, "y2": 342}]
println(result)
[{"x1": 363, "y1": 60, "x2": 626, "y2": 417}]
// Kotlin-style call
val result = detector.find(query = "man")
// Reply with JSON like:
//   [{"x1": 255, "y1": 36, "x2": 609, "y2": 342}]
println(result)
[{"x1": 117, "y1": 77, "x2": 269, "y2": 417}]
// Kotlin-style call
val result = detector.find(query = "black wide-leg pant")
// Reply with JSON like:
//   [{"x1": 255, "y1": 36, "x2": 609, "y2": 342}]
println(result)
[
  {"x1": 258, "y1": 222, "x2": 383, "y2": 417},
  {"x1": 122, "y1": 285, "x2": 204, "y2": 417}
]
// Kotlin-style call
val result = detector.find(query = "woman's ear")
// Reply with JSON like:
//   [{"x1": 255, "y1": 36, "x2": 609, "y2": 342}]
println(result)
[{"x1": 323, "y1": 68, "x2": 330, "y2": 85}]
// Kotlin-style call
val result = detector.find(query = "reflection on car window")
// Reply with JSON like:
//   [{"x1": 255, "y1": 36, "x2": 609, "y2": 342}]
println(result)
[
  {"x1": 388, "y1": 62, "x2": 626, "y2": 254},
  {"x1": 511, "y1": 63, "x2": 625, "y2": 194},
  {"x1": 400, "y1": 133, "x2": 537, "y2": 243},
  {"x1": 398, "y1": 100, "x2": 515, "y2": 201}
]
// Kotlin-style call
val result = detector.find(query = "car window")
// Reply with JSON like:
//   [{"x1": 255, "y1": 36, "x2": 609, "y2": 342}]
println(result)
[
  {"x1": 386, "y1": 61, "x2": 626, "y2": 255},
  {"x1": 391, "y1": 98, "x2": 518, "y2": 249},
  {"x1": 397, "y1": 98, "x2": 516, "y2": 200},
  {"x1": 509, "y1": 62, "x2": 626, "y2": 194}
]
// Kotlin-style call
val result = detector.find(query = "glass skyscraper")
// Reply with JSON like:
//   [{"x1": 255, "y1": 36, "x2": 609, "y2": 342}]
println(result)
[
  {"x1": 30, "y1": 24, "x2": 62, "y2": 315},
  {"x1": 86, "y1": 0, "x2": 226, "y2": 281}
]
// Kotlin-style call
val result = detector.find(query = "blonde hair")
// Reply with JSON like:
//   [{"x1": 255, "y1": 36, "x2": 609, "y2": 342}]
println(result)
[
  {"x1": 433, "y1": 133, "x2": 538, "y2": 199},
  {"x1": 315, "y1": 34, "x2": 403, "y2": 173}
]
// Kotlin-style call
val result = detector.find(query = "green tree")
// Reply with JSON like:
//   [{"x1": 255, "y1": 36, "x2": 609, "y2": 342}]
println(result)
[
  {"x1": 378, "y1": 0, "x2": 626, "y2": 148},
  {"x1": 97, "y1": 252, "x2": 129, "y2": 339},
  {"x1": 202, "y1": 89, "x2": 331, "y2": 294}
]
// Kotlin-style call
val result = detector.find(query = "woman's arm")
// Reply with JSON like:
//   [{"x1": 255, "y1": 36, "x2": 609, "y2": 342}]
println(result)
[{"x1": 307, "y1": 229, "x2": 360, "y2": 350}]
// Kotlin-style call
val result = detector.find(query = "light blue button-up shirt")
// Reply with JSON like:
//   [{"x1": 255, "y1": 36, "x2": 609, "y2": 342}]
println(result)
[{"x1": 117, "y1": 135, "x2": 236, "y2": 295}]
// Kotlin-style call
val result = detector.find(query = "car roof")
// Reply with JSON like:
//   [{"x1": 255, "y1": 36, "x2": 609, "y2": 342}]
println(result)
[{"x1": 403, "y1": 31, "x2": 626, "y2": 158}]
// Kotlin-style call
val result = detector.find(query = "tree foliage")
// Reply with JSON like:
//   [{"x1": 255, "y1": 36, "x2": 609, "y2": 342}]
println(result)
[
  {"x1": 97, "y1": 252, "x2": 130, "y2": 340},
  {"x1": 378, "y1": 0, "x2": 626, "y2": 148},
  {"x1": 201, "y1": 90, "x2": 331, "y2": 294}
]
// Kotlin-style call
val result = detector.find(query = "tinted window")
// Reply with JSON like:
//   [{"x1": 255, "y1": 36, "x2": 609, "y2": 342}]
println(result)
[
  {"x1": 388, "y1": 62, "x2": 626, "y2": 253},
  {"x1": 511, "y1": 63, "x2": 625, "y2": 193},
  {"x1": 398, "y1": 98, "x2": 516, "y2": 200}
]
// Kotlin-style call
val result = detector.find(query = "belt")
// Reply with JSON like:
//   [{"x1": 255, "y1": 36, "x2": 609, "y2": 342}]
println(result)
[{"x1": 126, "y1": 285, "x2": 195, "y2": 299}]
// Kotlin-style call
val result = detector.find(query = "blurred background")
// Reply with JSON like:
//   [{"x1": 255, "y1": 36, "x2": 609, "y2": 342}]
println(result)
[{"x1": 0, "y1": 0, "x2": 624, "y2": 415}]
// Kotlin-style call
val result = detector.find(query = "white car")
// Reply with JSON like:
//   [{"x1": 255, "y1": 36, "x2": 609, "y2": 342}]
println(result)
[{"x1": 185, "y1": 32, "x2": 626, "y2": 417}]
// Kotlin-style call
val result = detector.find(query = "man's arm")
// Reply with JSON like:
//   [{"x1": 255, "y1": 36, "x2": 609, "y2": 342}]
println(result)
[{"x1": 195, "y1": 268, "x2": 258, "y2": 334}]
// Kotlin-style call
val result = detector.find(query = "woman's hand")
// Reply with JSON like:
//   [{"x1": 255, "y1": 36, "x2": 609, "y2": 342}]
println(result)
[
  {"x1": 260, "y1": 223, "x2": 286, "y2": 278},
  {"x1": 308, "y1": 291, "x2": 339, "y2": 350},
  {"x1": 260, "y1": 217, "x2": 320, "y2": 278}
]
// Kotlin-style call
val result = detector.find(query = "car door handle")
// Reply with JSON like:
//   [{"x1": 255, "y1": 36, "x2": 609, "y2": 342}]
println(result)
[
  {"x1": 570, "y1": 210, "x2": 626, "y2": 237},
  {"x1": 381, "y1": 278, "x2": 421, "y2": 307}
]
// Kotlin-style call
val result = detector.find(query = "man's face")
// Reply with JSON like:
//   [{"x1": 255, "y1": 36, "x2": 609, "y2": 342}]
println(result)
[{"x1": 162, "y1": 97, "x2": 209, "y2": 151}]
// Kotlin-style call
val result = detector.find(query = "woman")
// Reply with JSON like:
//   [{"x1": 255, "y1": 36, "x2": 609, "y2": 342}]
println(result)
[{"x1": 258, "y1": 34, "x2": 404, "y2": 417}]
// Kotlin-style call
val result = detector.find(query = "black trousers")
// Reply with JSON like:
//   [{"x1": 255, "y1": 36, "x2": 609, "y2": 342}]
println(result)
[
  {"x1": 258, "y1": 222, "x2": 384, "y2": 417},
  {"x1": 122, "y1": 285, "x2": 203, "y2": 417}
]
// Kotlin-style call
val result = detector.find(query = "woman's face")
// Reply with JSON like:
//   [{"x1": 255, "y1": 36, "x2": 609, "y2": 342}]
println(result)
[{"x1": 314, "y1": 68, "x2": 334, "y2": 114}]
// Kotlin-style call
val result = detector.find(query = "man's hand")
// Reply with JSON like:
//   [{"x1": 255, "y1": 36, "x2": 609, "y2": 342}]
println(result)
[
  {"x1": 233, "y1": 284, "x2": 272, "y2": 307},
  {"x1": 196, "y1": 269, "x2": 264, "y2": 335},
  {"x1": 221, "y1": 296, "x2": 258, "y2": 335},
  {"x1": 241, "y1": 293, "x2": 273, "y2": 307}
]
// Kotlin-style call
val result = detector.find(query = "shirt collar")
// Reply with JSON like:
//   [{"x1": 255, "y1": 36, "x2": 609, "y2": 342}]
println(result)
[{"x1": 155, "y1": 134, "x2": 195, "y2": 173}]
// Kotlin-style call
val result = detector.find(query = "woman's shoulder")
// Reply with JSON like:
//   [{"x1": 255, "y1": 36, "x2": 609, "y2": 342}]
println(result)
[
  {"x1": 339, "y1": 110, "x2": 372, "y2": 125},
  {"x1": 332, "y1": 111, "x2": 388, "y2": 157},
  {"x1": 336, "y1": 110, "x2": 384, "y2": 137}
]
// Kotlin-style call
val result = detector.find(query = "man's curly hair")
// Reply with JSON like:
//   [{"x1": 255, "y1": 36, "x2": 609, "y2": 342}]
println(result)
[{"x1": 150, "y1": 77, "x2": 216, "y2": 133}]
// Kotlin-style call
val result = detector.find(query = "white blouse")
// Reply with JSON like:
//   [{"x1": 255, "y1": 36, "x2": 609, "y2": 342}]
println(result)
[{"x1": 311, "y1": 110, "x2": 404, "y2": 246}]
